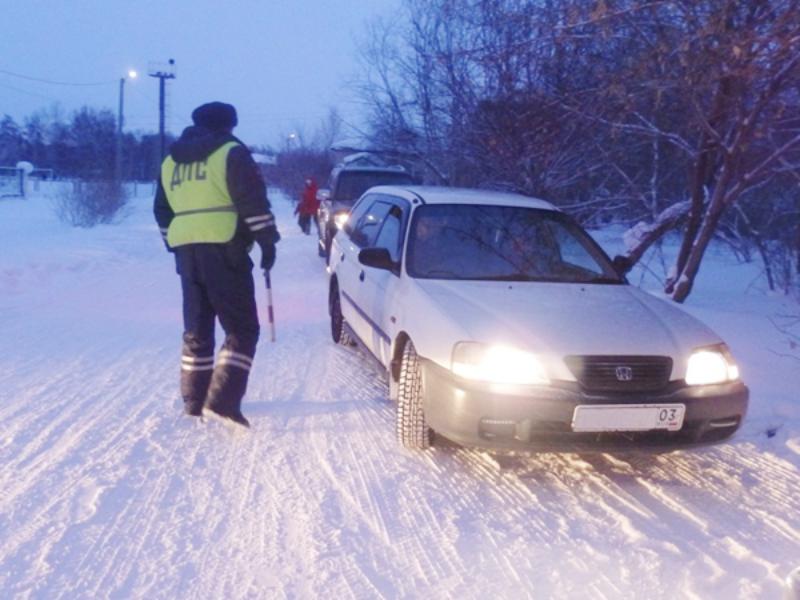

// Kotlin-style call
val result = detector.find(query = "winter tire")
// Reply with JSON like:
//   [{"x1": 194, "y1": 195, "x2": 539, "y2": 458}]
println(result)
[
  {"x1": 324, "y1": 228, "x2": 334, "y2": 265},
  {"x1": 396, "y1": 340, "x2": 433, "y2": 449},
  {"x1": 329, "y1": 282, "x2": 353, "y2": 346}
]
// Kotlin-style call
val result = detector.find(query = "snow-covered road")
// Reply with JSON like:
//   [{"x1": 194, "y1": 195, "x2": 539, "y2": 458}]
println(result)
[{"x1": 1, "y1": 188, "x2": 799, "y2": 599}]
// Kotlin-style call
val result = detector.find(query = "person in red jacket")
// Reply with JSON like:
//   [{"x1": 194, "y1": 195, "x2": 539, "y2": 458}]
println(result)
[{"x1": 294, "y1": 177, "x2": 319, "y2": 235}]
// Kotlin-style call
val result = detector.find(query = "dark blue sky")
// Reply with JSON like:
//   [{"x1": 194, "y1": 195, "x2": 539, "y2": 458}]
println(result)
[{"x1": 0, "y1": 0, "x2": 399, "y2": 147}]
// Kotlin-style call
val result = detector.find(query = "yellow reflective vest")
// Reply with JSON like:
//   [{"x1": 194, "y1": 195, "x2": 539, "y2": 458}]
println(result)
[{"x1": 161, "y1": 141, "x2": 240, "y2": 247}]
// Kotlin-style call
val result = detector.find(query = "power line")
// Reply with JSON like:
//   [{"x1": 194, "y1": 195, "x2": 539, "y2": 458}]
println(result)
[
  {"x1": 128, "y1": 85, "x2": 157, "y2": 105},
  {"x1": 0, "y1": 68, "x2": 115, "y2": 87},
  {"x1": 0, "y1": 81, "x2": 58, "y2": 102}
]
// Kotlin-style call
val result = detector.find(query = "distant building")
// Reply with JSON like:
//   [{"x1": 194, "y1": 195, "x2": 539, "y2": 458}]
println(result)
[{"x1": 251, "y1": 152, "x2": 277, "y2": 167}]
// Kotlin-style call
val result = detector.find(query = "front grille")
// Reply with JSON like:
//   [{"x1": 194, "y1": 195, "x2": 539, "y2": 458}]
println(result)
[{"x1": 564, "y1": 355, "x2": 673, "y2": 392}]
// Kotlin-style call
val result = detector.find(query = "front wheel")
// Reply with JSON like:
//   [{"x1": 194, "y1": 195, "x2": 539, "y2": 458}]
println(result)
[
  {"x1": 396, "y1": 340, "x2": 433, "y2": 449},
  {"x1": 317, "y1": 218, "x2": 326, "y2": 257},
  {"x1": 329, "y1": 282, "x2": 353, "y2": 346},
  {"x1": 324, "y1": 227, "x2": 334, "y2": 265}
]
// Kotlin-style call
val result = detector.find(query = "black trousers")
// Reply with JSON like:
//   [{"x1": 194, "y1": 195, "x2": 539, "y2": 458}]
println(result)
[
  {"x1": 176, "y1": 243, "x2": 259, "y2": 414},
  {"x1": 298, "y1": 213, "x2": 311, "y2": 234}
]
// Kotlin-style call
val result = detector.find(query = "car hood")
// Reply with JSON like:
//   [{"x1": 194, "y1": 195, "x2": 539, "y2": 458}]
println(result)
[{"x1": 412, "y1": 279, "x2": 721, "y2": 380}]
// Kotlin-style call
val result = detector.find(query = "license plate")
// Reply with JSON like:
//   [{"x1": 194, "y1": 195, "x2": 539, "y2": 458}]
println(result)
[{"x1": 571, "y1": 404, "x2": 685, "y2": 432}]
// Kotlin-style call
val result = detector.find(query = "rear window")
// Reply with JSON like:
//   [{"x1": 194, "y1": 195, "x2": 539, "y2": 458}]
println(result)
[{"x1": 333, "y1": 171, "x2": 413, "y2": 204}]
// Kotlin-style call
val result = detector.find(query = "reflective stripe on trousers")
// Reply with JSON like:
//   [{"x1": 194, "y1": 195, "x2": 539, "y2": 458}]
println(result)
[{"x1": 177, "y1": 244, "x2": 259, "y2": 412}]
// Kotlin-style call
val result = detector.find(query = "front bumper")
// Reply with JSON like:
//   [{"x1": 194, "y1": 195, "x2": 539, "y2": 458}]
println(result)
[{"x1": 421, "y1": 358, "x2": 749, "y2": 451}]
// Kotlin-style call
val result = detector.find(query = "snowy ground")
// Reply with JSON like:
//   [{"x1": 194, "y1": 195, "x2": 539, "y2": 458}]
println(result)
[{"x1": 1, "y1": 185, "x2": 799, "y2": 599}]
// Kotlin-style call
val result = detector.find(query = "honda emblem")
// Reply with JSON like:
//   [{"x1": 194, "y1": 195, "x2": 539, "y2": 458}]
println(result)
[{"x1": 615, "y1": 366, "x2": 633, "y2": 382}]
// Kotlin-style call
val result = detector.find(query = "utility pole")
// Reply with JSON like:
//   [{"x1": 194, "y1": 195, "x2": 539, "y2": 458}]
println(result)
[{"x1": 148, "y1": 59, "x2": 176, "y2": 160}]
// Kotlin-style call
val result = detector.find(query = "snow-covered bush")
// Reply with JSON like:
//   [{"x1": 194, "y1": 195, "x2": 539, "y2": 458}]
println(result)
[{"x1": 55, "y1": 179, "x2": 129, "y2": 228}]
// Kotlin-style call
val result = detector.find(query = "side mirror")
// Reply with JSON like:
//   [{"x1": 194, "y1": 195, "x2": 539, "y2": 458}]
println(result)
[
  {"x1": 612, "y1": 255, "x2": 633, "y2": 276},
  {"x1": 359, "y1": 247, "x2": 397, "y2": 271},
  {"x1": 317, "y1": 188, "x2": 330, "y2": 203}
]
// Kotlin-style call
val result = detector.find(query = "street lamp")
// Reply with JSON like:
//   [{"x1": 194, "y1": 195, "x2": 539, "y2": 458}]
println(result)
[{"x1": 115, "y1": 70, "x2": 138, "y2": 185}]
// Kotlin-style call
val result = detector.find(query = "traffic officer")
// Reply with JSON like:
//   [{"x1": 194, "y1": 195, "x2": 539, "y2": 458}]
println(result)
[{"x1": 153, "y1": 101, "x2": 279, "y2": 428}]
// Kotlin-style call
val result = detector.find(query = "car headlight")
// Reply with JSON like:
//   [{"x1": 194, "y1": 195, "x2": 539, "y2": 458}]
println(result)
[
  {"x1": 451, "y1": 342, "x2": 549, "y2": 385},
  {"x1": 334, "y1": 211, "x2": 349, "y2": 229},
  {"x1": 685, "y1": 344, "x2": 740, "y2": 386}
]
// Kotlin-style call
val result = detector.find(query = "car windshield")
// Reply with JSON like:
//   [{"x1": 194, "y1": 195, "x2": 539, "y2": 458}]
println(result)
[
  {"x1": 334, "y1": 171, "x2": 414, "y2": 204},
  {"x1": 406, "y1": 204, "x2": 622, "y2": 283}
]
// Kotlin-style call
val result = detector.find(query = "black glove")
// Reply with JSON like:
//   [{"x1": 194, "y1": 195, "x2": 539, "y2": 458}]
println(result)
[{"x1": 260, "y1": 243, "x2": 276, "y2": 271}]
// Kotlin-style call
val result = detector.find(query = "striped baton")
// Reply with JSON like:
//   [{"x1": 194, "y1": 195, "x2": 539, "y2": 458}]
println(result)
[{"x1": 263, "y1": 270, "x2": 276, "y2": 342}]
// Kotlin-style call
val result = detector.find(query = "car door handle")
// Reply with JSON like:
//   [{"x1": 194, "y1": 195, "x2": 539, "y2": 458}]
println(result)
[{"x1": 359, "y1": 270, "x2": 365, "y2": 282}]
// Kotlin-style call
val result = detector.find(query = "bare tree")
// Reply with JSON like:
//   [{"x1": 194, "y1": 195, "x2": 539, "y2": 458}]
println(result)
[
  {"x1": 358, "y1": 0, "x2": 800, "y2": 301},
  {"x1": 562, "y1": 0, "x2": 800, "y2": 300}
]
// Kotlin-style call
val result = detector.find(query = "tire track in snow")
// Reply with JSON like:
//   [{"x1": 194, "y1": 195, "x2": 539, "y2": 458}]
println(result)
[
  {"x1": 543, "y1": 446, "x2": 800, "y2": 597},
  {"x1": 0, "y1": 348, "x2": 181, "y2": 597},
  {"x1": 0, "y1": 348, "x2": 172, "y2": 564},
  {"x1": 273, "y1": 327, "x2": 402, "y2": 598}
]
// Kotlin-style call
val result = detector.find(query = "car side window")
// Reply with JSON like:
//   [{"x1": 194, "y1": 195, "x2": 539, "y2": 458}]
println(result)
[
  {"x1": 351, "y1": 201, "x2": 392, "y2": 248},
  {"x1": 373, "y1": 204, "x2": 404, "y2": 262},
  {"x1": 547, "y1": 221, "x2": 604, "y2": 276},
  {"x1": 344, "y1": 195, "x2": 376, "y2": 237}
]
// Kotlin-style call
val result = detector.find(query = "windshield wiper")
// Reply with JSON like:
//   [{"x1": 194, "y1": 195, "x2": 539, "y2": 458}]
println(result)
[
  {"x1": 472, "y1": 274, "x2": 540, "y2": 281},
  {"x1": 471, "y1": 273, "x2": 623, "y2": 283},
  {"x1": 579, "y1": 275, "x2": 623, "y2": 284}
]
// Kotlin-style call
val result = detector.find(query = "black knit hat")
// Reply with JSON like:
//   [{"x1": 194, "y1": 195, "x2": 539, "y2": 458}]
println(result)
[{"x1": 191, "y1": 102, "x2": 238, "y2": 131}]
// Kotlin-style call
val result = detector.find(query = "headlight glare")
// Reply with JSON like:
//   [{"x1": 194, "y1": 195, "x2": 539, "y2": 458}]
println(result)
[
  {"x1": 334, "y1": 212, "x2": 349, "y2": 229},
  {"x1": 727, "y1": 363, "x2": 740, "y2": 381},
  {"x1": 452, "y1": 343, "x2": 549, "y2": 385},
  {"x1": 685, "y1": 345, "x2": 740, "y2": 386}
]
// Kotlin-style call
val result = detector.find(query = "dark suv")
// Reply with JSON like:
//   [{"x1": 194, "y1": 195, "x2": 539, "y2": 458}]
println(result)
[{"x1": 316, "y1": 161, "x2": 414, "y2": 261}]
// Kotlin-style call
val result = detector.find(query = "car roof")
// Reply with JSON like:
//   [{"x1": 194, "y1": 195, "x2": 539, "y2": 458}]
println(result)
[{"x1": 367, "y1": 185, "x2": 560, "y2": 211}]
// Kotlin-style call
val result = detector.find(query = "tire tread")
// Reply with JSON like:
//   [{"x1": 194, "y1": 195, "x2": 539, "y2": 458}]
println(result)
[
  {"x1": 396, "y1": 341, "x2": 432, "y2": 449},
  {"x1": 330, "y1": 283, "x2": 353, "y2": 346}
]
